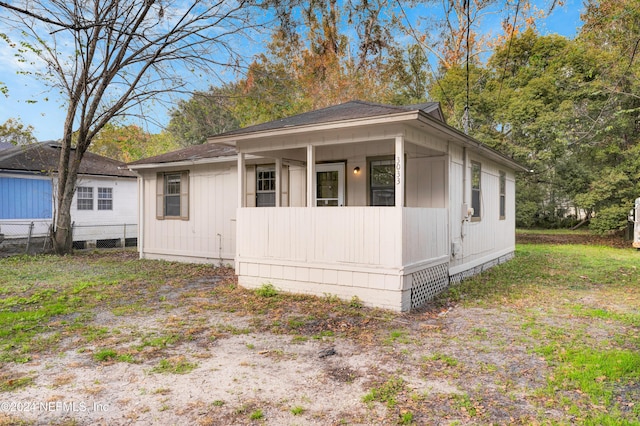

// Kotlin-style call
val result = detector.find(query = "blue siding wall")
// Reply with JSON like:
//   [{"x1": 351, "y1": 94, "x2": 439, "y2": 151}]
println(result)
[{"x1": 0, "y1": 177, "x2": 53, "y2": 219}]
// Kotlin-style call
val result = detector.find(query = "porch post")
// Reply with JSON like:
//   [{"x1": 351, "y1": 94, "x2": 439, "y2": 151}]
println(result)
[
  {"x1": 237, "y1": 152, "x2": 245, "y2": 208},
  {"x1": 275, "y1": 157, "x2": 282, "y2": 207},
  {"x1": 306, "y1": 145, "x2": 315, "y2": 207},
  {"x1": 395, "y1": 135, "x2": 405, "y2": 208}
]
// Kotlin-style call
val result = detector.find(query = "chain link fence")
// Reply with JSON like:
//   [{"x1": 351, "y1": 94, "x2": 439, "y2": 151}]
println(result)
[
  {"x1": 72, "y1": 223, "x2": 138, "y2": 250},
  {"x1": 0, "y1": 221, "x2": 137, "y2": 255}
]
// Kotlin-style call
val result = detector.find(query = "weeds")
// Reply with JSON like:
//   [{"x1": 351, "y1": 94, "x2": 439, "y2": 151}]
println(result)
[
  {"x1": 362, "y1": 376, "x2": 406, "y2": 408},
  {"x1": 150, "y1": 356, "x2": 198, "y2": 374},
  {"x1": 255, "y1": 283, "x2": 278, "y2": 298}
]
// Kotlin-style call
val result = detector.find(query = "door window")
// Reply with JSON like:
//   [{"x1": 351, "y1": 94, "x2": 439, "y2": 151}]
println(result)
[{"x1": 316, "y1": 163, "x2": 345, "y2": 206}]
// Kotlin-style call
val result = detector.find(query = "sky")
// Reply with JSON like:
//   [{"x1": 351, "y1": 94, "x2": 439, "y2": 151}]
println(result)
[{"x1": 0, "y1": 0, "x2": 585, "y2": 142}]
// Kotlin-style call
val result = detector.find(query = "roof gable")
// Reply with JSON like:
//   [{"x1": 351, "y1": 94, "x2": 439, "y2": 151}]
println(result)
[
  {"x1": 216, "y1": 100, "x2": 443, "y2": 137},
  {"x1": 0, "y1": 142, "x2": 135, "y2": 178}
]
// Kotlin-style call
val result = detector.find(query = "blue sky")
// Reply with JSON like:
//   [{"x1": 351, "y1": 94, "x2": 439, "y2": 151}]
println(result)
[{"x1": 0, "y1": 0, "x2": 585, "y2": 142}]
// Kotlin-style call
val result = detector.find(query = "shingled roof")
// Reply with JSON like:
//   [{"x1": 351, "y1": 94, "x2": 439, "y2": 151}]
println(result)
[
  {"x1": 127, "y1": 101, "x2": 444, "y2": 167},
  {"x1": 0, "y1": 142, "x2": 135, "y2": 178},
  {"x1": 216, "y1": 100, "x2": 443, "y2": 138},
  {"x1": 127, "y1": 142, "x2": 236, "y2": 167}
]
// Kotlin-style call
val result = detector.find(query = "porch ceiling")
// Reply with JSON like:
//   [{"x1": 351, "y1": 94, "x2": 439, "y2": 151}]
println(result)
[{"x1": 241, "y1": 137, "x2": 445, "y2": 163}]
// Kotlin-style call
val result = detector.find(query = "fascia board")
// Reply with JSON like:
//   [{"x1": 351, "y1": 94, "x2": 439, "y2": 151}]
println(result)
[
  {"x1": 127, "y1": 154, "x2": 264, "y2": 171},
  {"x1": 208, "y1": 111, "x2": 421, "y2": 146}
]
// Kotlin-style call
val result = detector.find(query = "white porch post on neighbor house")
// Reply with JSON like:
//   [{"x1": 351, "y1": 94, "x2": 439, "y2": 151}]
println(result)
[
  {"x1": 237, "y1": 152, "x2": 245, "y2": 208},
  {"x1": 306, "y1": 145, "x2": 316, "y2": 207},
  {"x1": 395, "y1": 135, "x2": 405, "y2": 208},
  {"x1": 275, "y1": 157, "x2": 282, "y2": 207}
]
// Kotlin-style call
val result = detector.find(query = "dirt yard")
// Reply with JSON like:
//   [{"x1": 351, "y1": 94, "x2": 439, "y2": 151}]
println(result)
[{"x1": 1, "y1": 240, "x2": 638, "y2": 425}]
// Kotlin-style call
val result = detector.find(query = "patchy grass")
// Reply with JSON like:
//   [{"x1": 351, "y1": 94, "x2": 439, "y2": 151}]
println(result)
[
  {"x1": 362, "y1": 376, "x2": 407, "y2": 409},
  {"x1": 0, "y1": 240, "x2": 638, "y2": 425},
  {"x1": 149, "y1": 356, "x2": 198, "y2": 375},
  {"x1": 0, "y1": 374, "x2": 34, "y2": 392}
]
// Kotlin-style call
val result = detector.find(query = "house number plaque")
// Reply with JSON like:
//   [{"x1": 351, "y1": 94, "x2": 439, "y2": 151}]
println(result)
[{"x1": 396, "y1": 156, "x2": 401, "y2": 185}]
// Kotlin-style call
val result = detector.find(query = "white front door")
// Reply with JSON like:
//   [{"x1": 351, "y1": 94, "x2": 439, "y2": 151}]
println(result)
[{"x1": 316, "y1": 162, "x2": 345, "y2": 206}]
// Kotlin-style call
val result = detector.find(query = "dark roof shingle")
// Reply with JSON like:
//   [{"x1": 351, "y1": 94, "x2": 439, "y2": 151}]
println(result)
[
  {"x1": 216, "y1": 100, "x2": 441, "y2": 137},
  {"x1": 127, "y1": 142, "x2": 236, "y2": 166},
  {"x1": 0, "y1": 142, "x2": 135, "y2": 178}
]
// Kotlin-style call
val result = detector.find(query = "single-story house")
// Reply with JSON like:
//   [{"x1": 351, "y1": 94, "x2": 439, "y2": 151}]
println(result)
[
  {"x1": 128, "y1": 101, "x2": 527, "y2": 311},
  {"x1": 0, "y1": 141, "x2": 137, "y2": 247}
]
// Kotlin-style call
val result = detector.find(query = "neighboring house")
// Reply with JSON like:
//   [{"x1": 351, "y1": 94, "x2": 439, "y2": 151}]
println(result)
[
  {"x1": 0, "y1": 141, "x2": 137, "y2": 246},
  {"x1": 128, "y1": 101, "x2": 527, "y2": 311}
]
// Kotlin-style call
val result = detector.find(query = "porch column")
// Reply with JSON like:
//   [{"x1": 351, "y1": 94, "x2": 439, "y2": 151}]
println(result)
[
  {"x1": 237, "y1": 152, "x2": 245, "y2": 208},
  {"x1": 306, "y1": 145, "x2": 315, "y2": 207},
  {"x1": 275, "y1": 157, "x2": 282, "y2": 207},
  {"x1": 395, "y1": 135, "x2": 405, "y2": 208}
]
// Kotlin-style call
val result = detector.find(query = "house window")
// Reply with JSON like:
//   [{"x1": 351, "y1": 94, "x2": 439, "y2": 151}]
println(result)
[
  {"x1": 471, "y1": 161, "x2": 481, "y2": 220},
  {"x1": 256, "y1": 166, "x2": 276, "y2": 207},
  {"x1": 370, "y1": 158, "x2": 395, "y2": 206},
  {"x1": 499, "y1": 171, "x2": 506, "y2": 220},
  {"x1": 156, "y1": 171, "x2": 189, "y2": 220},
  {"x1": 77, "y1": 186, "x2": 93, "y2": 210},
  {"x1": 98, "y1": 187, "x2": 113, "y2": 210}
]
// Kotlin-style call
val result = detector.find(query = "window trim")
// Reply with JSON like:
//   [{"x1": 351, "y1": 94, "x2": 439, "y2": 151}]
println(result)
[
  {"x1": 368, "y1": 156, "x2": 396, "y2": 206},
  {"x1": 256, "y1": 166, "x2": 276, "y2": 207},
  {"x1": 156, "y1": 171, "x2": 189, "y2": 220},
  {"x1": 77, "y1": 186, "x2": 93, "y2": 211},
  {"x1": 471, "y1": 161, "x2": 481, "y2": 222},
  {"x1": 97, "y1": 187, "x2": 113, "y2": 211},
  {"x1": 499, "y1": 170, "x2": 506, "y2": 220}
]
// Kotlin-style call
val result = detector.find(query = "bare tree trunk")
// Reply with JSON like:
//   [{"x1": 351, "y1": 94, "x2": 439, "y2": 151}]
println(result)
[{"x1": 53, "y1": 112, "x2": 80, "y2": 255}]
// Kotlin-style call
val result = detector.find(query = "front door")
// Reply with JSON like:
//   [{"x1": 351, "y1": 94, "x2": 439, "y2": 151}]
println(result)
[{"x1": 316, "y1": 162, "x2": 345, "y2": 206}]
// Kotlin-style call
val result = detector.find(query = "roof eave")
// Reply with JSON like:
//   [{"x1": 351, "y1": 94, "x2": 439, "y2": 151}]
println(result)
[
  {"x1": 128, "y1": 155, "x2": 236, "y2": 170},
  {"x1": 207, "y1": 111, "x2": 421, "y2": 146},
  {"x1": 415, "y1": 112, "x2": 529, "y2": 172}
]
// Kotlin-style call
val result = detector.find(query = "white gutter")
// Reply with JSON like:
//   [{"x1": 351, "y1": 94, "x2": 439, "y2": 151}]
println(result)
[
  {"x1": 127, "y1": 154, "x2": 262, "y2": 171},
  {"x1": 206, "y1": 109, "x2": 527, "y2": 172}
]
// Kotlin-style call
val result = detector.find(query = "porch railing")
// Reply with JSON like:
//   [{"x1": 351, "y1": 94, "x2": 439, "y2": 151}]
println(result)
[{"x1": 236, "y1": 207, "x2": 448, "y2": 269}]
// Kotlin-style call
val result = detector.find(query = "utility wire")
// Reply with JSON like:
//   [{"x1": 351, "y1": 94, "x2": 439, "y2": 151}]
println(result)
[
  {"x1": 394, "y1": 0, "x2": 454, "y2": 111},
  {"x1": 464, "y1": 0, "x2": 470, "y2": 134},
  {"x1": 496, "y1": 0, "x2": 521, "y2": 110}
]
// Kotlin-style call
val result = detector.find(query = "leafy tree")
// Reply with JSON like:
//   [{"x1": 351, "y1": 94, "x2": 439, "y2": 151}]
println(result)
[
  {"x1": 167, "y1": 86, "x2": 240, "y2": 146},
  {"x1": 571, "y1": 0, "x2": 640, "y2": 232},
  {"x1": 89, "y1": 124, "x2": 180, "y2": 162},
  {"x1": 0, "y1": 118, "x2": 37, "y2": 145},
  {"x1": 0, "y1": 0, "x2": 262, "y2": 254}
]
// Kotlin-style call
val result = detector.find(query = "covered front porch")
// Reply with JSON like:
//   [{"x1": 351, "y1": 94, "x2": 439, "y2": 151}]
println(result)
[{"x1": 233, "y1": 125, "x2": 453, "y2": 311}]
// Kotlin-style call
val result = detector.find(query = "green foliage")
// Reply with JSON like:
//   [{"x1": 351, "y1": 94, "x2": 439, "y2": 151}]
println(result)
[
  {"x1": 362, "y1": 376, "x2": 406, "y2": 408},
  {"x1": 150, "y1": 357, "x2": 198, "y2": 374},
  {"x1": 88, "y1": 124, "x2": 180, "y2": 162},
  {"x1": 0, "y1": 374, "x2": 34, "y2": 392},
  {"x1": 0, "y1": 118, "x2": 37, "y2": 145},
  {"x1": 290, "y1": 405, "x2": 304, "y2": 415},
  {"x1": 249, "y1": 409, "x2": 264, "y2": 420},
  {"x1": 589, "y1": 205, "x2": 631, "y2": 234},
  {"x1": 167, "y1": 86, "x2": 240, "y2": 146},
  {"x1": 93, "y1": 348, "x2": 136, "y2": 363},
  {"x1": 255, "y1": 283, "x2": 278, "y2": 298}
]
